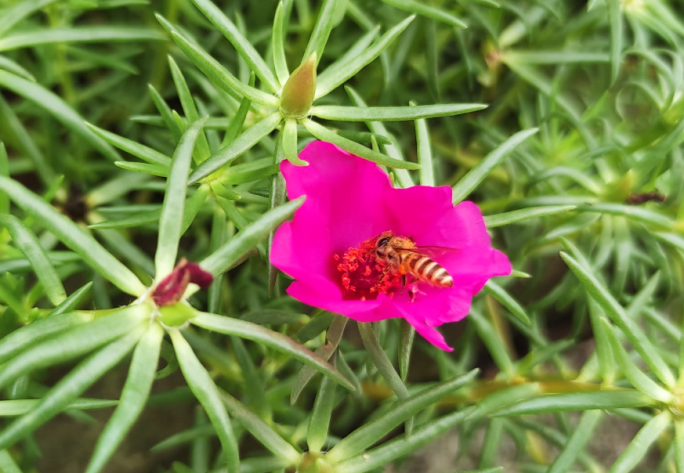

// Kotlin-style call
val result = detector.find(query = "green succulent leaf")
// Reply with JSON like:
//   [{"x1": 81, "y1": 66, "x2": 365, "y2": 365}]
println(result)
[
  {"x1": 490, "y1": 390, "x2": 655, "y2": 416},
  {"x1": 282, "y1": 119, "x2": 307, "y2": 165},
  {"x1": 85, "y1": 322, "x2": 164, "y2": 473},
  {"x1": 483, "y1": 281, "x2": 531, "y2": 326},
  {"x1": 302, "y1": 0, "x2": 340, "y2": 65},
  {"x1": 468, "y1": 383, "x2": 542, "y2": 421},
  {"x1": 220, "y1": 390, "x2": 300, "y2": 463},
  {"x1": 156, "y1": 118, "x2": 207, "y2": 277},
  {"x1": 189, "y1": 0, "x2": 280, "y2": 92},
  {"x1": 0, "y1": 305, "x2": 147, "y2": 389},
  {"x1": 561, "y1": 251, "x2": 676, "y2": 388},
  {"x1": 0, "y1": 143, "x2": 7, "y2": 213},
  {"x1": 156, "y1": 15, "x2": 279, "y2": 107},
  {"x1": 484, "y1": 205, "x2": 577, "y2": 228},
  {"x1": 291, "y1": 315, "x2": 347, "y2": 403},
  {"x1": 307, "y1": 354, "x2": 338, "y2": 452},
  {"x1": 0, "y1": 55, "x2": 36, "y2": 81},
  {"x1": 0, "y1": 27, "x2": 164, "y2": 51},
  {"x1": 452, "y1": 128, "x2": 539, "y2": 204},
  {"x1": 546, "y1": 410, "x2": 604, "y2": 473},
  {"x1": 272, "y1": 2, "x2": 289, "y2": 85},
  {"x1": 191, "y1": 313, "x2": 355, "y2": 391},
  {"x1": 200, "y1": 196, "x2": 304, "y2": 275},
  {"x1": 0, "y1": 398, "x2": 117, "y2": 417},
  {"x1": 302, "y1": 118, "x2": 420, "y2": 170},
  {"x1": 601, "y1": 318, "x2": 673, "y2": 402},
  {"x1": 0, "y1": 176, "x2": 146, "y2": 296},
  {"x1": 345, "y1": 86, "x2": 414, "y2": 188},
  {"x1": 335, "y1": 409, "x2": 474, "y2": 473},
  {"x1": 0, "y1": 95, "x2": 53, "y2": 184},
  {"x1": 0, "y1": 71, "x2": 119, "y2": 162},
  {"x1": 0, "y1": 0, "x2": 60, "y2": 37},
  {"x1": 169, "y1": 329, "x2": 240, "y2": 472},
  {"x1": 311, "y1": 103, "x2": 487, "y2": 122},
  {"x1": 189, "y1": 112, "x2": 282, "y2": 184},
  {"x1": 327, "y1": 369, "x2": 479, "y2": 462},
  {"x1": 0, "y1": 329, "x2": 143, "y2": 451},
  {"x1": 380, "y1": 0, "x2": 467, "y2": 28},
  {"x1": 114, "y1": 161, "x2": 169, "y2": 178},
  {"x1": 221, "y1": 75, "x2": 254, "y2": 148},
  {"x1": 315, "y1": 15, "x2": 416, "y2": 99},
  {"x1": 608, "y1": 411, "x2": 670, "y2": 473},
  {"x1": 49, "y1": 282, "x2": 93, "y2": 316},
  {"x1": 0, "y1": 312, "x2": 92, "y2": 366},
  {"x1": 0, "y1": 214, "x2": 66, "y2": 305}
]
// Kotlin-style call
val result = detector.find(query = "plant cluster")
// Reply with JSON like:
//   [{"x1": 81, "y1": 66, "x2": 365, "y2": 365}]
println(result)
[{"x1": 1, "y1": 0, "x2": 684, "y2": 472}]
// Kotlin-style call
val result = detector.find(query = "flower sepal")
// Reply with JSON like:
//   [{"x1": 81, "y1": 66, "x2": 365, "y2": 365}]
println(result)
[
  {"x1": 158, "y1": 303, "x2": 197, "y2": 327},
  {"x1": 296, "y1": 452, "x2": 334, "y2": 473}
]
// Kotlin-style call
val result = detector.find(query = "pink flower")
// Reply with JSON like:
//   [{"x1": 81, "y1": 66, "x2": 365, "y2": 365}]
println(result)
[{"x1": 270, "y1": 142, "x2": 511, "y2": 351}]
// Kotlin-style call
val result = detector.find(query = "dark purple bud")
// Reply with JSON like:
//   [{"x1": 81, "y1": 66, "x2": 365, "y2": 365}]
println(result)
[
  {"x1": 152, "y1": 258, "x2": 214, "y2": 306},
  {"x1": 185, "y1": 262, "x2": 214, "y2": 289}
]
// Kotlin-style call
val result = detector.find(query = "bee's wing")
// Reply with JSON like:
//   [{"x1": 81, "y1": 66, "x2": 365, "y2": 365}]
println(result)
[{"x1": 404, "y1": 246, "x2": 460, "y2": 259}]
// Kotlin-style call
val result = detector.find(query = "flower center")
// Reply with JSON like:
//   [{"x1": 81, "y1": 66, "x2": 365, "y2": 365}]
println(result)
[{"x1": 334, "y1": 235, "x2": 403, "y2": 301}]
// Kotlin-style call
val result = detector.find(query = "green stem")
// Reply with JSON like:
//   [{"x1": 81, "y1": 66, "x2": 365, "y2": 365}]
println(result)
[{"x1": 358, "y1": 322, "x2": 413, "y2": 434}]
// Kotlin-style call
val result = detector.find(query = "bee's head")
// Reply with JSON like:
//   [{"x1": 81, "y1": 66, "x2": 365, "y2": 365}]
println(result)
[{"x1": 375, "y1": 232, "x2": 393, "y2": 259}]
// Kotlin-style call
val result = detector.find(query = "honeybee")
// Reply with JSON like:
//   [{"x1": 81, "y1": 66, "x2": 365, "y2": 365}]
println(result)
[{"x1": 374, "y1": 231, "x2": 454, "y2": 288}]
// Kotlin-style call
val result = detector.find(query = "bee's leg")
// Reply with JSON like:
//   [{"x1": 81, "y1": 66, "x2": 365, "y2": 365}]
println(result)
[
  {"x1": 404, "y1": 274, "x2": 414, "y2": 301},
  {"x1": 408, "y1": 283, "x2": 416, "y2": 302},
  {"x1": 376, "y1": 265, "x2": 392, "y2": 286},
  {"x1": 408, "y1": 281, "x2": 424, "y2": 302}
]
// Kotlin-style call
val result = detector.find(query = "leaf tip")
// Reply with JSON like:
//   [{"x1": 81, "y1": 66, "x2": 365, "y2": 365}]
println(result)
[{"x1": 558, "y1": 251, "x2": 572, "y2": 264}]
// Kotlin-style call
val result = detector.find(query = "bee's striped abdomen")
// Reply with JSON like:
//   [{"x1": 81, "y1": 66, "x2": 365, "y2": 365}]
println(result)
[{"x1": 401, "y1": 252, "x2": 453, "y2": 287}]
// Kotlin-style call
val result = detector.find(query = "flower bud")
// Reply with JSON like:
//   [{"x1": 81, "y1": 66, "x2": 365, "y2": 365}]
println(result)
[
  {"x1": 152, "y1": 258, "x2": 213, "y2": 306},
  {"x1": 280, "y1": 53, "x2": 317, "y2": 119}
]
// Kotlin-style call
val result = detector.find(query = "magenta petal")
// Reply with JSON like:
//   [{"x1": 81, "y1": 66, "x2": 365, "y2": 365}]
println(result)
[
  {"x1": 442, "y1": 246, "x2": 512, "y2": 294},
  {"x1": 286, "y1": 281, "x2": 399, "y2": 323},
  {"x1": 395, "y1": 287, "x2": 472, "y2": 328},
  {"x1": 430, "y1": 201, "x2": 492, "y2": 248},
  {"x1": 402, "y1": 312, "x2": 454, "y2": 352},
  {"x1": 282, "y1": 142, "x2": 392, "y2": 250},
  {"x1": 380, "y1": 192, "x2": 491, "y2": 248},
  {"x1": 272, "y1": 141, "x2": 392, "y2": 287},
  {"x1": 380, "y1": 185, "x2": 453, "y2": 243}
]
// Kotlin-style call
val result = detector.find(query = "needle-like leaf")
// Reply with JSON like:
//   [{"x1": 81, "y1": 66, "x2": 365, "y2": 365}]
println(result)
[
  {"x1": 156, "y1": 118, "x2": 207, "y2": 278},
  {"x1": 0, "y1": 176, "x2": 146, "y2": 296},
  {"x1": 170, "y1": 329, "x2": 240, "y2": 473},
  {"x1": 0, "y1": 214, "x2": 66, "y2": 305}
]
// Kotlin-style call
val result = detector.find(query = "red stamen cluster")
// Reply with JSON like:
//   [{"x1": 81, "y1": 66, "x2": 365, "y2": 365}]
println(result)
[{"x1": 334, "y1": 236, "x2": 402, "y2": 301}]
